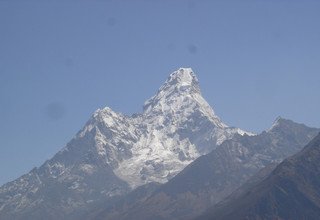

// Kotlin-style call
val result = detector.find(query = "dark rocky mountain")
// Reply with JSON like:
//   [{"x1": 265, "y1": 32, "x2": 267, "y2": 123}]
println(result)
[
  {"x1": 198, "y1": 132, "x2": 320, "y2": 220},
  {"x1": 91, "y1": 118, "x2": 320, "y2": 220}
]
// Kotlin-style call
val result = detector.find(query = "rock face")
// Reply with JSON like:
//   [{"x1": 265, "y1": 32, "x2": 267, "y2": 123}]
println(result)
[
  {"x1": 198, "y1": 132, "x2": 320, "y2": 220},
  {"x1": 0, "y1": 68, "x2": 249, "y2": 220},
  {"x1": 96, "y1": 118, "x2": 319, "y2": 220}
]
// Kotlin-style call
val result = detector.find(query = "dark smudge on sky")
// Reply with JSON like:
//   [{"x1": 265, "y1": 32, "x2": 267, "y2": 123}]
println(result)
[
  {"x1": 187, "y1": 44, "x2": 198, "y2": 54},
  {"x1": 167, "y1": 43, "x2": 176, "y2": 51},
  {"x1": 45, "y1": 102, "x2": 66, "y2": 120},
  {"x1": 107, "y1": 17, "x2": 116, "y2": 26},
  {"x1": 64, "y1": 58, "x2": 74, "y2": 68}
]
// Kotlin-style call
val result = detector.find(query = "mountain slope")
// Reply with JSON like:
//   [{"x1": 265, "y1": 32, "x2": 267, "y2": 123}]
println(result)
[
  {"x1": 0, "y1": 68, "x2": 249, "y2": 220},
  {"x1": 95, "y1": 118, "x2": 320, "y2": 220},
  {"x1": 199, "y1": 132, "x2": 320, "y2": 220}
]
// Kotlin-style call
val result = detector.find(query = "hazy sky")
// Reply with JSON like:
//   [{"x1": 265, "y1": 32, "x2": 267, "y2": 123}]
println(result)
[{"x1": 1, "y1": 0, "x2": 320, "y2": 185}]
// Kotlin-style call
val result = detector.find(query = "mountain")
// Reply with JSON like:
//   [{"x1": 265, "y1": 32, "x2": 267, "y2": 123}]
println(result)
[
  {"x1": 198, "y1": 132, "x2": 320, "y2": 220},
  {"x1": 95, "y1": 118, "x2": 320, "y2": 220},
  {"x1": 0, "y1": 68, "x2": 250, "y2": 220}
]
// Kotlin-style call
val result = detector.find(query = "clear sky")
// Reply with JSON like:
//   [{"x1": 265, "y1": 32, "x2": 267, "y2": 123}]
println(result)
[{"x1": 1, "y1": 0, "x2": 320, "y2": 185}]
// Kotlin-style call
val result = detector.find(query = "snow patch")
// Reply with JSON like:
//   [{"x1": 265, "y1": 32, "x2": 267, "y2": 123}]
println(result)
[{"x1": 79, "y1": 164, "x2": 95, "y2": 175}]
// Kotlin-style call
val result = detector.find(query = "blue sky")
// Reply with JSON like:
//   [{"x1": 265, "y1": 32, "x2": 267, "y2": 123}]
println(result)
[{"x1": 1, "y1": 0, "x2": 320, "y2": 185}]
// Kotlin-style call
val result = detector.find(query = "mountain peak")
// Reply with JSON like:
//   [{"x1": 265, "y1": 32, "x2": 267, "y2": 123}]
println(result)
[
  {"x1": 270, "y1": 116, "x2": 284, "y2": 127},
  {"x1": 163, "y1": 68, "x2": 200, "y2": 93},
  {"x1": 268, "y1": 116, "x2": 293, "y2": 129},
  {"x1": 268, "y1": 117, "x2": 316, "y2": 135},
  {"x1": 166, "y1": 67, "x2": 198, "y2": 87},
  {"x1": 143, "y1": 68, "x2": 201, "y2": 112}
]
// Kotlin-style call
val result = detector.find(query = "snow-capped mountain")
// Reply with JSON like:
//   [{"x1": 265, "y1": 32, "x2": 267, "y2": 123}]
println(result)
[
  {"x1": 0, "y1": 68, "x2": 250, "y2": 220},
  {"x1": 75, "y1": 68, "x2": 252, "y2": 188},
  {"x1": 112, "y1": 68, "x2": 252, "y2": 188}
]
